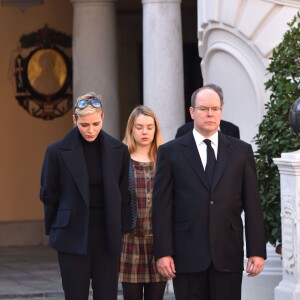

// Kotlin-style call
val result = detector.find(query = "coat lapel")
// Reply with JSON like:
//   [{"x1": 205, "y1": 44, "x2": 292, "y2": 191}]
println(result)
[
  {"x1": 180, "y1": 132, "x2": 210, "y2": 189},
  {"x1": 99, "y1": 132, "x2": 114, "y2": 193},
  {"x1": 211, "y1": 133, "x2": 231, "y2": 191},
  {"x1": 99, "y1": 131, "x2": 124, "y2": 234},
  {"x1": 59, "y1": 127, "x2": 89, "y2": 206}
]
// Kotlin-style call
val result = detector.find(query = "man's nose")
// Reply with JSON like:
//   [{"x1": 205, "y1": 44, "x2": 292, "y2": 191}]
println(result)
[{"x1": 207, "y1": 109, "x2": 213, "y2": 116}]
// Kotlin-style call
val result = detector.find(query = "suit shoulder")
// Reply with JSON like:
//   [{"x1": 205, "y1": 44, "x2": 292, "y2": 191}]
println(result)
[
  {"x1": 46, "y1": 127, "x2": 79, "y2": 150},
  {"x1": 224, "y1": 135, "x2": 252, "y2": 149},
  {"x1": 175, "y1": 121, "x2": 193, "y2": 138},
  {"x1": 159, "y1": 134, "x2": 187, "y2": 151},
  {"x1": 178, "y1": 121, "x2": 193, "y2": 130},
  {"x1": 221, "y1": 119, "x2": 239, "y2": 129},
  {"x1": 46, "y1": 136, "x2": 66, "y2": 151},
  {"x1": 43, "y1": 139, "x2": 64, "y2": 162}
]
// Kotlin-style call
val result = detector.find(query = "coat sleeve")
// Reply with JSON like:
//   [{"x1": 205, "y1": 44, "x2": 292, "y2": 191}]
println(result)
[
  {"x1": 243, "y1": 145, "x2": 266, "y2": 259},
  {"x1": 152, "y1": 145, "x2": 174, "y2": 260},
  {"x1": 40, "y1": 145, "x2": 60, "y2": 235}
]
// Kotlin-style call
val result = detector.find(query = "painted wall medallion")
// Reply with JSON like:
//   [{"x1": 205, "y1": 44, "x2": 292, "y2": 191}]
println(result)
[{"x1": 13, "y1": 25, "x2": 72, "y2": 120}]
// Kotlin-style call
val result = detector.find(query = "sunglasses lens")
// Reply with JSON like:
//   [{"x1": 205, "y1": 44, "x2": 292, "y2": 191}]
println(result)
[
  {"x1": 90, "y1": 99, "x2": 102, "y2": 108},
  {"x1": 75, "y1": 99, "x2": 102, "y2": 109},
  {"x1": 76, "y1": 100, "x2": 89, "y2": 108}
]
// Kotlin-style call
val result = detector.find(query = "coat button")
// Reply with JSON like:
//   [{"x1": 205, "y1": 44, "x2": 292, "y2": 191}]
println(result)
[{"x1": 210, "y1": 201, "x2": 214, "y2": 205}]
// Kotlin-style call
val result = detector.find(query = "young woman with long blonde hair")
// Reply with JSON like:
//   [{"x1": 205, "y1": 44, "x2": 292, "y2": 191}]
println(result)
[{"x1": 120, "y1": 105, "x2": 167, "y2": 300}]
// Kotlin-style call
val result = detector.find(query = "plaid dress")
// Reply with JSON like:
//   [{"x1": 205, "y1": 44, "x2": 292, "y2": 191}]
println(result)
[{"x1": 119, "y1": 159, "x2": 167, "y2": 283}]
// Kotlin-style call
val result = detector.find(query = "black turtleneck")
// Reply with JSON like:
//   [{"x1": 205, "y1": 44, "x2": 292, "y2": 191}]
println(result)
[{"x1": 80, "y1": 131, "x2": 104, "y2": 228}]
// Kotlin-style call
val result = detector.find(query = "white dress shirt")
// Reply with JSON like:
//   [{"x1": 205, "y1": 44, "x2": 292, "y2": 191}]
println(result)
[{"x1": 192, "y1": 129, "x2": 218, "y2": 169}]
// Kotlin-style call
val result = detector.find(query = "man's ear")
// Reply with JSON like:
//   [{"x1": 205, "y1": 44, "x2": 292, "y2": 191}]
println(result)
[{"x1": 189, "y1": 107, "x2": 195, "y2": 120}]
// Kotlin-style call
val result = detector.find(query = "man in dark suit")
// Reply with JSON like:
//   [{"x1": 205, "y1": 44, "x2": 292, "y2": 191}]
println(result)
[
  {"x1": 152, "y1": 84, "x2": 266, "y2": 300},
  {"x1": 175, "y1": 85, "x2": 240, "y2": 139}
]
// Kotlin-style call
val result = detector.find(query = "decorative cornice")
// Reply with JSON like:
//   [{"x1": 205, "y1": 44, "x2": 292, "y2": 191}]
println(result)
[
  {"x1": 264, "y1": 0, "x2": 300, "y2": 8},
  {"x1": 198, "y1": 0, "x2": 299, "y2": 59},
  {"x1": 20, "y1": 24, "x2": 72, "y2": 49}
]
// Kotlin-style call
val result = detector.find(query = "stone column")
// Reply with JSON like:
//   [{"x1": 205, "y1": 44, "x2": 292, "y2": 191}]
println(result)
[
  {"x1": 71, "y1": 0, "x2": 119, "y2": 138},
  {"x1": 142, "y1": 0, "x2": 185, "y2": 142},
  {"x1": 273, "y1": 150, "x2": 300, "y2": 299}
]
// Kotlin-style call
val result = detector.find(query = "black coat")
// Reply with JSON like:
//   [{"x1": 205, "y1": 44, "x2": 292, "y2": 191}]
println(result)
[{"x1": 40, "y1": 127, "x2": 129, "y2": 255}]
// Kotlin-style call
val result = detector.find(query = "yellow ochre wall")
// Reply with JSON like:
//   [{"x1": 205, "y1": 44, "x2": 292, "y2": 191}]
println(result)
[
  {"x1": 0, "y1": 0, "x2": 73, "y2": 222},
  {"x1": 0, "y1": 0, "x2": 197, "y2": 246}
]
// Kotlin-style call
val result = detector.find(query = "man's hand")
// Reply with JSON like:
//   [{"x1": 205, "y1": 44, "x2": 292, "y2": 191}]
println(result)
[
  {"x1": 156, "y1": 256, "x2": 176, "y2": 279},
  {"x1": 246, "y1": 256, "x2": 264, "y2": 277}
]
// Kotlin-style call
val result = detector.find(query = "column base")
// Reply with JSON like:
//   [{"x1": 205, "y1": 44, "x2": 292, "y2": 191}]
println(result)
[{"x1": 275, "y1": 281, "x2": 300, "y2": 300}]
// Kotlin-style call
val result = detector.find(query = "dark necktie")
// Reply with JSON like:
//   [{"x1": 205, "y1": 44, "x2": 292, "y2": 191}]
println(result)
[{"x1": 203, "y1": 139, "x2": 216, "y2": 188}]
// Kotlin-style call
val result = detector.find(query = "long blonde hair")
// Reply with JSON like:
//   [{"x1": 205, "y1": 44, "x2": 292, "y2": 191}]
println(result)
[{"x1": 123, "y1": 105, "x2": 163, "y2": 163}]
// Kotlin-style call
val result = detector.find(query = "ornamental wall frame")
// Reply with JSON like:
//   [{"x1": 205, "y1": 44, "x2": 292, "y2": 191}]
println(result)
[{"x1": 10, "y1": 24, "x2": 73, "y2": 120}]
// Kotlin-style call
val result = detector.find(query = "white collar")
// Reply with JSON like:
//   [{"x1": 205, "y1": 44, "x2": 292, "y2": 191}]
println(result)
[{"x1": 192, "y1": 129, "x2": 219, "y2": 146}]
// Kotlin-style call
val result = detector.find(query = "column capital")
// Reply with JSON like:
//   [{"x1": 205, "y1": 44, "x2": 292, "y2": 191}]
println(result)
[
  {"x1": 274, "y1": 150, "x2": 300, "y2": 175},
  {"x1": 142, "y1": 0, "x2": 181, "y2": 4}
]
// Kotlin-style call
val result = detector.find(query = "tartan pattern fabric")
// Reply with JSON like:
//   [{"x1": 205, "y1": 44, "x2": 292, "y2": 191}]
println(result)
[{"x1": 119, "y1": 160, "x2": 167, "y2": 283}]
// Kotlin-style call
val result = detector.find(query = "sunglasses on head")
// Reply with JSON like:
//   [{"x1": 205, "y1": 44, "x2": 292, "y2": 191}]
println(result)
[{"x1": 75, "y1": 98, "x2": 102, "y2": 109}]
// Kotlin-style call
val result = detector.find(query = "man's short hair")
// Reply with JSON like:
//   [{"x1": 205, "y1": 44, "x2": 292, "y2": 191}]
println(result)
[{"x1": 191, "y1": 84, "x2": 224, "y2": 107}]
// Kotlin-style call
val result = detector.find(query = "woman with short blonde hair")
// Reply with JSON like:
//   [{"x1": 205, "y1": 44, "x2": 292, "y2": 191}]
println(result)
[{"x1": 40, "y1": 91, "x2": 129, "y2": 300}]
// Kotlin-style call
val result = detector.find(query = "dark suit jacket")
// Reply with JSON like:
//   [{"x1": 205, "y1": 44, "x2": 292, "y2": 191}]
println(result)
[
  {"x1": 152, "y1": 132, "x2": 266, "y2": 273},
  {"x1": 40, "y1": 127, "x2": 129, "y2": 256},
  {"x1": 175, "y1": 120, "x2": 240, "y2": 139}
]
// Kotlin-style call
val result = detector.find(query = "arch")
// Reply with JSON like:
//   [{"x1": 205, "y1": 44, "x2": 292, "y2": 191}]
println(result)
[{"x1": 201, "y1": 27, "x2": 269, "y2": 145}]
